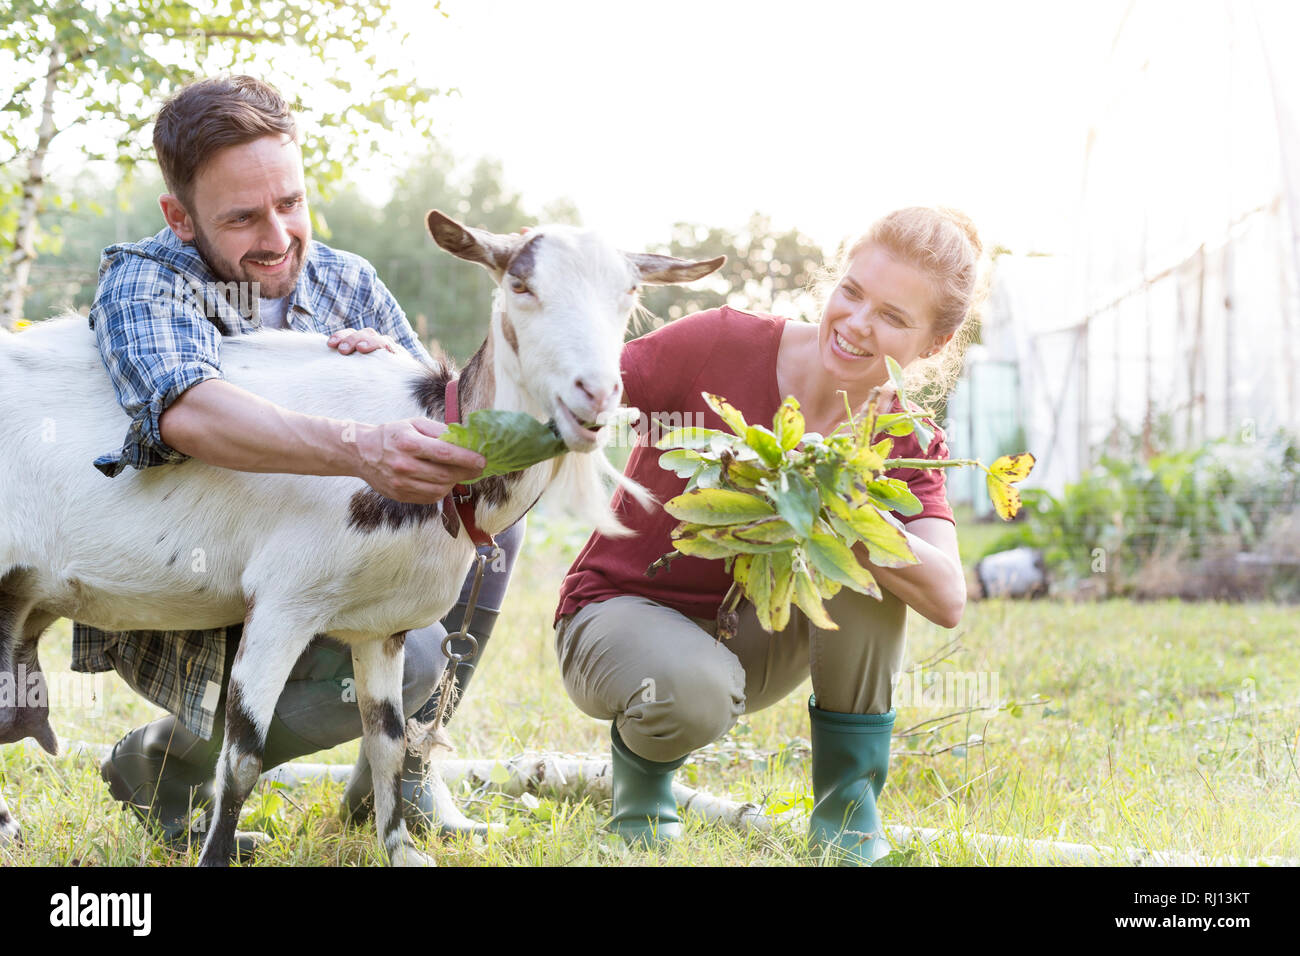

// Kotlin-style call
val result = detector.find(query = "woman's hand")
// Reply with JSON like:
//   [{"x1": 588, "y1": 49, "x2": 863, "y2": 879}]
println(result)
[{"x1": 327, "y1": 328, "x2": 399, "y2": 355}]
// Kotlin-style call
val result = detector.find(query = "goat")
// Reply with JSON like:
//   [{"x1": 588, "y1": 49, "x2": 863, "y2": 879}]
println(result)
[{"x1": 0, "y1": 210, "x2": 723, "y2": 865}]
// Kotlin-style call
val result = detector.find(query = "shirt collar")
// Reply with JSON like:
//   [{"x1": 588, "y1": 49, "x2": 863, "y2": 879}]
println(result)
[{"x1": 153, "y1": 227, "x2": 324, "y2": 322}]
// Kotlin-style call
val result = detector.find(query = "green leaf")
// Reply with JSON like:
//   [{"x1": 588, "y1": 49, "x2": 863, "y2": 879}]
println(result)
[
  {"x1": 721, "y1": 457, "x2": 773, "y2": 490},
  {"x1": 765, "y1": 790, "x2": 814, "y2": 815},
  {"x1": 793, "y1": 564, "x2": 838, "y2": 629},
  {"x1": 768, "y1": 550, "x2": 795, "y2": 632},
  {"x1": 773, "y1": 398, "x2": 805, "y2": 451},
  {"x1": 664, "y1": 488, "x2": 777, "y2": 525},
  {"x1": 727, "y1": 517, "x2": 798, "y2": 546},
  {"x1": 762, "y1": 470, "x2": 820, "y2": 539},
  {"x1": 733, "y1": 553, "x2": 754, "y2": 589},
  {"x1": 986, "y1": 473, "x2": 1023, "y2": 521},
  {"x1": 671, "y1": 525, "x2": 742, "y2": 559},
  {"x1": 885, "y1": 355, "x2": 933, "y2": 449},
  {"x1": 745, "y1": 552, "x2": 774, "y2": 630},
  {"x1": 869, "y1": 413, "x2": 915, "y2": 438},
  {"x1": 659, "y1": 448, "x2": 705, "y2": 478},
  {"x1": 824, "y1": 495, "x2": 918, "y2": 567},
  {"x1": 655, "y1": 426, "x2": 728, "y2": 451},
  {"x1": 867, "y1": 477, "x2": 923, "y2": 517},
  {"x1": 803, "y1": 533, "x2": 880, "y2": 598},
  {"x1": 440, "y1": 409, "x2": 567, "y2": 482},
  {"x1": 849, "y1": 445, "x2": 887, "y2": 475},
  {"x1": 688, "y1": 462, "x2": 725, "y2": 490},
  {"x1": 745, "y1": 425, "x2": 785, "y2": 468},
  {"x1": 703, "y1": 392, "x2": 749, "y2": 437}
]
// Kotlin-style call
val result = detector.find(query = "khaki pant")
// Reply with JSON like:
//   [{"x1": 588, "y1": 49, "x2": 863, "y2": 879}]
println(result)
[{"x1": 554, "y1": 585, "x2": 908, "y2": 763}]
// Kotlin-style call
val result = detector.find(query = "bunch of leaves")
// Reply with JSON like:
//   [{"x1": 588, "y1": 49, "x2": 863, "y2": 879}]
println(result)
[
  {"x1": 440, "y1": 409, "x2": 567, "y2": 483},
  {"x1": 650, "y1": 356, "x2": 1035, "y2": 635}
]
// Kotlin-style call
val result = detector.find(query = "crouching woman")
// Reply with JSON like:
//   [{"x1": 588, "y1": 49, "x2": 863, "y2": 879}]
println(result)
[{"x1": 553, "y1": 206, "x2": 983, "y2": 864}]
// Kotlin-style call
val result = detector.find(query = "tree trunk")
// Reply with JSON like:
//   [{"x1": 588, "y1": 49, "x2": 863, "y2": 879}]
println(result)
[{"x1": 1, "y1": 42, "x2": 62, "y2": 330}]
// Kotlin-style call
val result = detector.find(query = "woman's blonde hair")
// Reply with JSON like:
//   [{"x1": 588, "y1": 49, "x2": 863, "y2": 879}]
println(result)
[{"x1": 817, "y1": 206, "x2": 988, "y2": 406}]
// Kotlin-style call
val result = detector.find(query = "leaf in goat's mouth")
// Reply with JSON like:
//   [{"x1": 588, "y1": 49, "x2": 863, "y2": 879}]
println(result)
[{"x1": 440, "y1": 409, "x2": 569, "y2": 482}]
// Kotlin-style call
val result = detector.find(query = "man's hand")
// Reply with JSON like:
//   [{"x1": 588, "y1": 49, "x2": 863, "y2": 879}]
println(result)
[
  {"x1": 327, "y1": 327, "x2": 398, "y2": 355},
  {"x1": 353, "y1": 418, "x2": 486, "y2": 503},
  {"x1": 160, "y1": 379, "x2": 485, "y2": 499}
]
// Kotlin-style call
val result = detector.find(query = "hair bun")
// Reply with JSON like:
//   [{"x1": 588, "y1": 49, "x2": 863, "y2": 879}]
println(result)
[{"x1": 937, "y1": 206, "x2": 983, "y2": 258}]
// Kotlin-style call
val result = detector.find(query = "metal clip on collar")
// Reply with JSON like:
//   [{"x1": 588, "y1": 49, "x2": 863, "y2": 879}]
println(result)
[{"x1": 431, "y1": 544, "x2": 503, "y2": 730}]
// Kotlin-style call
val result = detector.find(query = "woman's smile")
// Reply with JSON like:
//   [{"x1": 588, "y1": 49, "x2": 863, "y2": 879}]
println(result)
[{"x1": 831, "y1": 328, "x2": 874, "y2": 359}]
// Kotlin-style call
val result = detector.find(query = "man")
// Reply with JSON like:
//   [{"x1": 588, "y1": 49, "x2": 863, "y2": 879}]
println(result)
[{"x1": 76, "y1": 74, "x2": 521, "y2": 856}]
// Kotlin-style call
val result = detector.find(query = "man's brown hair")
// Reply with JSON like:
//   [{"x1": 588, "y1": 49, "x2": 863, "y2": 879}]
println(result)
[{"x1": 153, "y1": 75, "x2": 297, "y2": 212}]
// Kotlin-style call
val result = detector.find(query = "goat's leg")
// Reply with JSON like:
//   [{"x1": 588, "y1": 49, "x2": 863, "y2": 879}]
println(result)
[
  {"x1": 198, "y1": 614, "x2": 315, "y2": 867},
  {"x1": 0, "y1": 600, "x2": 57, "y2": 847},
  {"x1": 352, "y1": 635, "x2": 434, "y2": 867},
  {"x1": 0, "y1": 569, "x2": 58, "y2": 754},
  {"x1": 0, "y1": 786, "x2": 17, "y2": 847}
]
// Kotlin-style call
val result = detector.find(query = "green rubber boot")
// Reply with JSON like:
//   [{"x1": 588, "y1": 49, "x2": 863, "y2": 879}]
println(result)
[
  {"x1": 100, "y1": 711, "x2": 315, "y2": 860},
  {"x1": 807, "y1": 696, "x2": 896, "y2": 866},
  {"x1": 607, "y1": 723, "x2": 688, "y2": 847}
]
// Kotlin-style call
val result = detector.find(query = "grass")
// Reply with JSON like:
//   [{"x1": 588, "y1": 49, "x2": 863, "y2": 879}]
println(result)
[{"x1": 3, "y1": 508, "x2": 1299, "y2": 866}]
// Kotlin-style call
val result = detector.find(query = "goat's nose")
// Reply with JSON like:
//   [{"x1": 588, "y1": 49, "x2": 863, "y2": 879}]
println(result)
[{"x1": 575, "y1": 377, "x2": 621, "y2": 409}]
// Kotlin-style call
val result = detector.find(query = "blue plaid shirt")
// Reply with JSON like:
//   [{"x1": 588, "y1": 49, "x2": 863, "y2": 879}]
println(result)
[{"x1": 72, "y1": 226, "x2": 434, "y2": 738}]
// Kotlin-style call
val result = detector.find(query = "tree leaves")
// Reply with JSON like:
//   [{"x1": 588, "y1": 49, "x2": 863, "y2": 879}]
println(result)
[{"x1": 1, "y1": 1, "x2": 449, "y2": 325}]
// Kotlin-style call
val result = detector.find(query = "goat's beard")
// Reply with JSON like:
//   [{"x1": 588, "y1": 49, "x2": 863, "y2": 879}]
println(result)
[{"x1": 190, "y1": 223, "x2": 306, "y2": 302}]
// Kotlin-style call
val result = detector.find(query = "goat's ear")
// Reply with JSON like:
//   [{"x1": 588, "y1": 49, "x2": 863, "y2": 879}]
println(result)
[
  {"x1": 426, "y1": 210, "x2": 518, "y2": 274},
  {"x1": 625, "y1": 252, "x2": 727, "y2": 285}
]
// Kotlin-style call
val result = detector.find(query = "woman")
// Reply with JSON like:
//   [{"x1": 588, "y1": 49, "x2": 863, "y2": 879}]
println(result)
[{"x1": 554, "y1": 206, "x2": 982, "y2": 864}]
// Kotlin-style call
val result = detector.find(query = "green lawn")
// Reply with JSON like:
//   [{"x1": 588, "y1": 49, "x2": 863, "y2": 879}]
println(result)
[{"x1": 3, "y1": 509, "x2": 1298, "y2": 866}]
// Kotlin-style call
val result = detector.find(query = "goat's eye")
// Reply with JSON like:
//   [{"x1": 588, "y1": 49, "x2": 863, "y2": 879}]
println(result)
[
  {"x1": 509, "y1": 277, "x2": 530, "y2": 295},
  {"x1": 627, "y1": 285, "x2": 639, "y2": 295}
]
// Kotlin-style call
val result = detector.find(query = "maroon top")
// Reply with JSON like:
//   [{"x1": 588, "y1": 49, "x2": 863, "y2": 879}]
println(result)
[{"x1": 555, "y1": 306, "x2": 955, "y2": 624}]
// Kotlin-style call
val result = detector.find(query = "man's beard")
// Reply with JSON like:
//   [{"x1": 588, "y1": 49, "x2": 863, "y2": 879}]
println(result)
[{"x1": 190, "y1": 224, "x2": 305, "y2": 302}]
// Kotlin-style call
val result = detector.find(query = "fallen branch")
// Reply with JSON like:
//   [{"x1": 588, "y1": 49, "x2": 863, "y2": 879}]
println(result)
[{"x1": 24, "y1": 740, "x2": 1299, "y2": 866}]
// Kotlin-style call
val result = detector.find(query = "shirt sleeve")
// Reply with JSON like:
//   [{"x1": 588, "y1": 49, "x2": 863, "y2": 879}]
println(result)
[
  {"x1": 90, "y1": 259, "x2": 225, "y2": 477},
  {"x1": 885, "y1": 420, "x2": 956, "y2": 525},
  {"x1": 620, "y1": 309, "x2": 724, "y2": 414},
  {"x1": 359, "y1": 264, "x2": 435, "y2": 366}
]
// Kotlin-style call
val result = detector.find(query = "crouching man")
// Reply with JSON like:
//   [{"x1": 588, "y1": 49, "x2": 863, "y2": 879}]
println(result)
[{"x1": 76, "y1": 74, "x2": 521, "y2": 858}]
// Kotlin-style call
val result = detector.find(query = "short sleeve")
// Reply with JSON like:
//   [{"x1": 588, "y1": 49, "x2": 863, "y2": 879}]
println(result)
[
  {"x1": 883, "y1": 420, "x2": 956, "y2": 525},
  {"x1": 620, "y1": 309, "x2": 724, "y2": 414}
]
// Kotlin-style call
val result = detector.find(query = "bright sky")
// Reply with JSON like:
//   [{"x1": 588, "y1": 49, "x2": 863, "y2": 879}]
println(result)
[
  {"x1": 387, "y1": 0, "x2": 1131, "y2": 255},
  {"x1": 30, "y1": 0, "x2": 1268, "y2": 264}
]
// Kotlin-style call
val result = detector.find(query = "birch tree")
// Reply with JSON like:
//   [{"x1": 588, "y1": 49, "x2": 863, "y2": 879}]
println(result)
[{"x1": 0, "y1": 0, "x2": 445, "y2": 328}]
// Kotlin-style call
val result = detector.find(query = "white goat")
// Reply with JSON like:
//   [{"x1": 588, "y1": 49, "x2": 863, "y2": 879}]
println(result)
[{"x1": 0, "y1": 210, "x2": 722, "y2": 866}]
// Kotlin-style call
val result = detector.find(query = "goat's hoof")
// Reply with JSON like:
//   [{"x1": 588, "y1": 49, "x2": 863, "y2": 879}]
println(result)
[
  {"x1": 196, "y1": 831, "x2": 270, "y2": 867},
  {"x1": 389, "y1": 841, "x2": 436, "y2": 867}
]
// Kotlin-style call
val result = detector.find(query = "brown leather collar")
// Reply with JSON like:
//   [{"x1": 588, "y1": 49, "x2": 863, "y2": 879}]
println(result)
[{"x1": 443, "y1": 378, "x2": 495, "y2": 549}]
